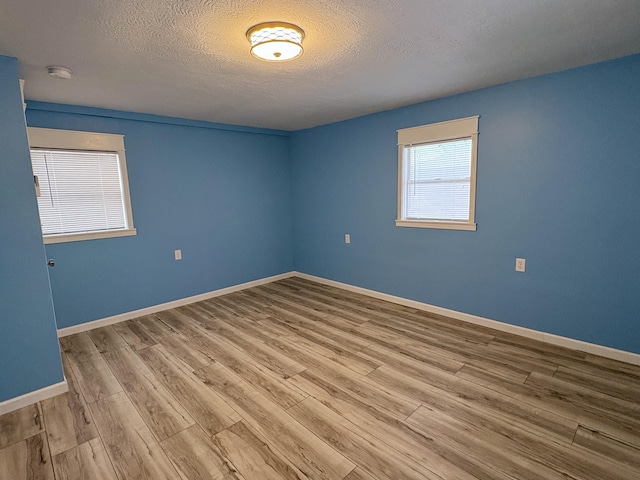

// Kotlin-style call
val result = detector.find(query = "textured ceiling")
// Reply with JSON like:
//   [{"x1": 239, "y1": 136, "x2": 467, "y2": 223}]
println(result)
[{"x1": 1, "y1": 0, "x2": 640, "y2": 130}]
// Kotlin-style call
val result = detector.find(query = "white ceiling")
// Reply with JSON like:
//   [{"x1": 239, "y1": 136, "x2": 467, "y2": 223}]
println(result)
[{"x1": 1, "y1": 0, "x2": 640, "y2": 131}]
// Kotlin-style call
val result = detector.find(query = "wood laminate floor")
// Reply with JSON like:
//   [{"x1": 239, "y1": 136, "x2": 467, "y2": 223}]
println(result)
[{"x1": 1, "y1": 277, "x2": 639, "y2": 479}]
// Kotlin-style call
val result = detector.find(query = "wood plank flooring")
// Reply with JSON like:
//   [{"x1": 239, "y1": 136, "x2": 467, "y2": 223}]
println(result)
[{"x1": 1, "y1": 277, "x2": 639, "y2": 479}]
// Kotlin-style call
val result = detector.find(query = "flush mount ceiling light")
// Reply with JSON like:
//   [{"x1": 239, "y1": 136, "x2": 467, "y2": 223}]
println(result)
[
  {"x1": 246, "y1": 22, "x2": 304, "y2": 62},
  {"x1": 47, "y1": 66, "x2": 72, "y2": 79}
]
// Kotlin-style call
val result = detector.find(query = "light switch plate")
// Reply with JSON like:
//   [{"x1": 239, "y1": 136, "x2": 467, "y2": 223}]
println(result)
[
  {"x1": 515, "y1": 258, "x2": 526, "y2": 272},
  {"x1": 175, "y1": 249, "x2": 182, "y2": 261}
]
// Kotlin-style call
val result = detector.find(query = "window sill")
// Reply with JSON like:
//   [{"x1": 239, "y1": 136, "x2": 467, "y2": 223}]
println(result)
[
  {"x1": 43, "y1": 228, "x2": 137, "y2": 244},
  {"x1": 395, "y1": 220, "x2": 476, "y2": 231}
]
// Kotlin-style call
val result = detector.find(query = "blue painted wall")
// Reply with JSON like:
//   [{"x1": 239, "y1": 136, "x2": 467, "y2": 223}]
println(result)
[
  {"x1": 26, "y1": 104, "x2": 294, "y2": 328},
  {"x1": 0, "y1": 56, "x2": 64, "y2": 402},
  {"x1": 290, "y1": 54, "x2": 640, "y2": 354},
  {"x1": 5, "y1": 51, "x2": 638, "y2": 403}
]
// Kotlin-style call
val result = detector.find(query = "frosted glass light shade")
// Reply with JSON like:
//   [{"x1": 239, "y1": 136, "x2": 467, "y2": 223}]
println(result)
[{"x1": 247, "y1": 22, "x2": 304, "y2": 61}]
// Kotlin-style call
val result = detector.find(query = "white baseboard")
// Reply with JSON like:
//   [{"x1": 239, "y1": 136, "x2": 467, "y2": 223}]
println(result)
[
  {"x1": 0, "y1": 380, "x2": 68, "y2": 416},
  {"x1": 293, "y1": 272, "x2": 640, "y2": 367},
  {"x1": 57, "y1": 272, "x2": 296, "y2": 337},
  {"x1": 55, "y1": 268, "x2": 640, "y2": 367}
]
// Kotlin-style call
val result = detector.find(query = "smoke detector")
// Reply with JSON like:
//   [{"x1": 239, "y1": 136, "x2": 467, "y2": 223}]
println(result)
[{"x1": 47, "y1": 66, "x2": 72, "y2": 79}]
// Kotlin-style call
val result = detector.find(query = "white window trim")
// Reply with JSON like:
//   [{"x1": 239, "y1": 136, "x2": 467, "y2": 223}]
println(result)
[
  {"x1": 394, "y1": 219, "x2": 477, "y2": 231},
  {"x1": 396, "y1": 116, "x2": 479, "y2": 231},
  {"x1": 27, "y1": 127, "x2": 137, "y2": 244}
]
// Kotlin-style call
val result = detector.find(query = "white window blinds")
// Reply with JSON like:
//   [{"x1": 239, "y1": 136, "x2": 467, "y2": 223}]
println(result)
[
  {"x1": 402, "y1": 138, "x2": 472, "y2": 221},
  {"x1": 30, "y1": 149, "x2": 128, "y2": 236},
  {"x1": 396, "y1": 116, "x2": 478, "y2": 230}
]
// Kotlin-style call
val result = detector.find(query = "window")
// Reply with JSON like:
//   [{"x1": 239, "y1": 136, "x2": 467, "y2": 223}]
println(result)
[
  {"x1": 27, "y1": 127, "x2": 136, "y2": 244},
  {"x1": 396, "y1": 116, "x2": 478, "y2": 230}
]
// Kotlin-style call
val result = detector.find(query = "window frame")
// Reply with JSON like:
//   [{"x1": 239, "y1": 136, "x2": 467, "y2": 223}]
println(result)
[
  {"x1": 396, "y1": 116, "x2": 479, "y2": 231},
  {"x1": 27, "y1": 127, "x2": 137, "y2": 244}
]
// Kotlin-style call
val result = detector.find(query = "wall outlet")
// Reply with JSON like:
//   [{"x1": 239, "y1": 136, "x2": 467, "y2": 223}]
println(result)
[
  {"x1": 345, "y1": 234, "x2": 351, "y2": 244},
  {"x1": 515, "y1": 258, "x2": 526, "y2": 272},
  {"x1": 174, "y1": 249, "x2": 182, "y2": 261}
]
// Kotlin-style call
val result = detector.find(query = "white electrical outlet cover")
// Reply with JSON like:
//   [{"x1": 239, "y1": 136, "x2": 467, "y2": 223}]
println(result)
[{"x1": 515, "y1": 258, "x2": 526, "y2": 272}]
